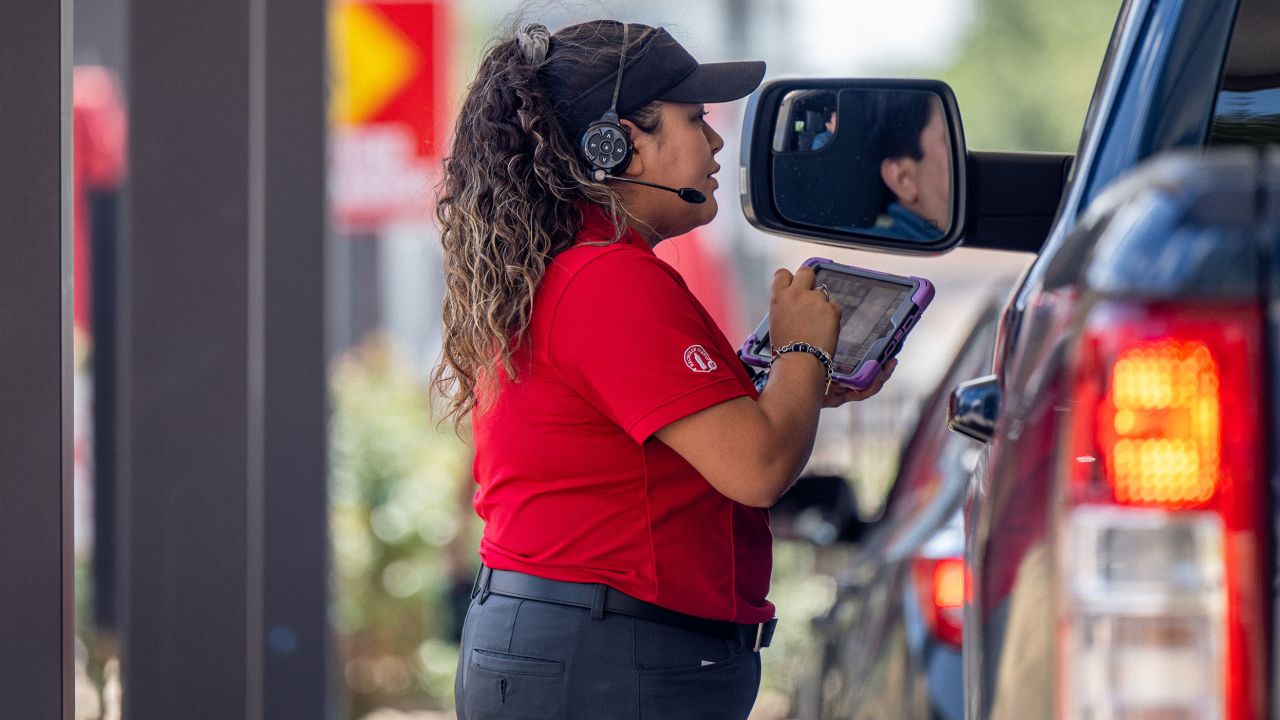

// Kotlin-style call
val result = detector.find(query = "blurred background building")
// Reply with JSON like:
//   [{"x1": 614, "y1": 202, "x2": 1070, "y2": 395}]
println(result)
[{"x1": 10, "y1": 0, "x2": 1117, "y2": 717}]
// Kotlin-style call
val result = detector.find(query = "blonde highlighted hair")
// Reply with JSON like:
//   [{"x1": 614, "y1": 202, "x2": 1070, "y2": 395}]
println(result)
[{"x1": 432, "y1": 19, "x2": 661, "y2": 425}]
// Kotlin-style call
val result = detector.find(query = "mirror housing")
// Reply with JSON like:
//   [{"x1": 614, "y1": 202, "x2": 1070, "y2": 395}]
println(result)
[
  {"x1": 948, "y1": 374, "x2": 1001, "y2": 444},
  {"x1": 741, "y1": 78, "x2": 1070, "y2": 255},
  {"x1": 741, "y1": 78, "x2": 967, "y2": 254}
]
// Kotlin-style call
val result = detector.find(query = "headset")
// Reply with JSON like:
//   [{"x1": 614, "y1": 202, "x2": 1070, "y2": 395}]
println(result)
[
  {"x1": 580, "y1": 24, "x2": 635, "y2": 178},
  {"x1": 578, "y1": 24, "x2": 706, "y2": 204}
]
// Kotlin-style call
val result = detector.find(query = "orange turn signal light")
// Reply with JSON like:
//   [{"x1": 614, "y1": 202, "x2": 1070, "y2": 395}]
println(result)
[
  {"x1": 934, "y1": 557, "x2": 965, "y2": 609},
  {"x1": 1101, "y1": 340, "x2": 1219, "y2": 508}
]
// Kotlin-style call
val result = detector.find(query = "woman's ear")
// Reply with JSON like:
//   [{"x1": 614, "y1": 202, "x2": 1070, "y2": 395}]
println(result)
[{"x1": 617, "y1": 118, "x2": 647, "y2": 178}]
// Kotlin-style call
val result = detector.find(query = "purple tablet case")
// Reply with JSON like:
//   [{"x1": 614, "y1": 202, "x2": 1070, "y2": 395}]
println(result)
[{"x1": 738, "y1": 257, "x2": 935, "y2": 391}]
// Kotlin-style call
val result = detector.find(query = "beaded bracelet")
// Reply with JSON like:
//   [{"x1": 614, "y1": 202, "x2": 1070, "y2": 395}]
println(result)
[{"x1": 770, "y1": 340, "x2": 835, "y2": 394}]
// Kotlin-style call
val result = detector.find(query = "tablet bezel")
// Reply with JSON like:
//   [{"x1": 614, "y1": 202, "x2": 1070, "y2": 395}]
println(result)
[{"x1": 739, "y1": 258, "x2": 933, "y2": 390}]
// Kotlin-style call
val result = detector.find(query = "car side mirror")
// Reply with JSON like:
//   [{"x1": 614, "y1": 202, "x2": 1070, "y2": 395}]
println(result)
[
  {"x1": 772, "y1": 473, "x2": 867, "y2": 545},
  {"x1": 948, "y1": 374, "x2": 1001, "y2": 443},
  {"x1": 741, "y1": 79, "x2": 967, "y2": 254}
]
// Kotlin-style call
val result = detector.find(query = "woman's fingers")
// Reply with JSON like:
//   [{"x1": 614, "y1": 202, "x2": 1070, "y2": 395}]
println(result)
[
  {"x1": 878, "y1": 358, "x2": 898, "y2": 383},
  {"x1": 792, "y1": 265, "x2": 817, "y2": 291},
  {"x1": 771, "y1": 268, "x2": 793, "y2": 295},
  {"x1": 858, "y1": 359, "x2": 898, "y2": 398},
  {"x1": 822, "y1": 383, "x2": 855, "y2": 408},
  {"x1": 824, "y1": 358, "x2": 899, "y2": 405},
  {"x1": 768, "y1": 264, "x2": 840, "y2": 358},
  {"x1": 769, "y1": 265, "x2": 820, "y2": 294}
]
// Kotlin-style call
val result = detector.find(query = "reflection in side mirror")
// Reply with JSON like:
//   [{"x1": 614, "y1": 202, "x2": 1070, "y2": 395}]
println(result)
[
  {"x1": 772, "y1": 474, "x2": 867, "y2": 545},
  {"x1": 741, "y1": 79, "x2": 968, "y2": 254},
  {"x1": 772, "y1": 88, "x2": 954, "y2": 242}
]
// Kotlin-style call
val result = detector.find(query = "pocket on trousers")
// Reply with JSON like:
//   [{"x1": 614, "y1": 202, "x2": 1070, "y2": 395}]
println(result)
[
  {"x1": 631, "y1": 618, "x2": 736, "y2": 673},
  {"x1": 638, "y1": 654, "x2": 758, "y2": 720},
  {"x1": 471, "y1": 648, "x2": 562, "y2": 676},
  {"x1": 461, "y1": 649, "x2": 566, "y2": 720}
]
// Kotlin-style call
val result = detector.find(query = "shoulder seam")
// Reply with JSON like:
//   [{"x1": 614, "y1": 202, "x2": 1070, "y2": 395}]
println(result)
[{"x1": 545, "y1": 246, "x2": 674, "y2": 365}]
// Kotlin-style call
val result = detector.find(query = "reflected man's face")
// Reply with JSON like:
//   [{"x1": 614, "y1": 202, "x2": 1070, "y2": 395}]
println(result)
[
  {"x1": 914, "y1": 102, "x2": 951, "y2": 230},
  {"x1": 880, "y1": 100, "x2": 951, "y2": 231}
]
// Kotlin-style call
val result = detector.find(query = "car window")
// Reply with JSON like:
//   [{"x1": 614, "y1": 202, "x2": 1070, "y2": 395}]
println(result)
[{"x1": 1208, "y1": 0, "x2": 1280, "y2": 147}]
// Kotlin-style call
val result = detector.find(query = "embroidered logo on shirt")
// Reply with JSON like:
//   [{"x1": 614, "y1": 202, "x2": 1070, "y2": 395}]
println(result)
[{"x1": 684, "y1": 345, "x2": 718, "y2": 373}]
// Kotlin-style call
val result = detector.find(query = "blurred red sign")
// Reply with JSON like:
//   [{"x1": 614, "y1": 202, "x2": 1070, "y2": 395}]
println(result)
[{"x1": 330, "y1": 0, "x2": 449, "y2": 227}]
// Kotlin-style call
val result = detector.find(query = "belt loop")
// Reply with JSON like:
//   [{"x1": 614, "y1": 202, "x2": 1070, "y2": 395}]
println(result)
[
  {"x1": 470, "y1": 565, "x2": 483, "y2": 599},
  {"x1": 753, "y1": 617, "x2": 777, "y2": 651},
  {"x1": 477, "y1": 566, "x2": 493, "y2": 605},
  {"x1": 590, "y1": 584, "x2": 607, "y2": 620}
]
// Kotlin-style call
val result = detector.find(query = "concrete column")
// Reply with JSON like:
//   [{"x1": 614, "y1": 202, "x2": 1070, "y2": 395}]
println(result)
[
  {"x1": 121, "y1": 0, "x2": 330, "y2": 715},
  {"x1": 0, "y1": 1, "x2": 74, "y2": 717}
]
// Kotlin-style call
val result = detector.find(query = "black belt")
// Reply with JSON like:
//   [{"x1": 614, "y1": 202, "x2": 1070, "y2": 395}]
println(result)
[{"x1": 472, "y1": 566, "x2": 777, "y2": 651}]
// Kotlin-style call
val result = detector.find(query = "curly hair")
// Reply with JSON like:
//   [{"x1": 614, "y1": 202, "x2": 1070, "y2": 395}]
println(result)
[{"x1": 432, "y1": 20, "x2": 662, "y2": 426}]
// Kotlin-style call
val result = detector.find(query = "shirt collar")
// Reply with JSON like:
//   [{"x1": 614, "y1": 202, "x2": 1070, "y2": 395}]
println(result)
[
  {"x1": 576, "y1": 201, "x2": 654, "y2": 255},
  {"x1": 887, "y1": 202, "x2": 943, "y2": 241}
]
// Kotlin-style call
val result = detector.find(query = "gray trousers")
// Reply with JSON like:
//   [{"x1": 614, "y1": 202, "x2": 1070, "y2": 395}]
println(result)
[{"x1": 454, "y1": 592, "x2": 763, "y2": 719}]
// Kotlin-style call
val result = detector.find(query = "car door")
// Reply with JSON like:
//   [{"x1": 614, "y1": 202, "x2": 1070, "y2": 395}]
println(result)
[{"x1": 959, "y1": 1, "x2": 1262, "y2": 718}]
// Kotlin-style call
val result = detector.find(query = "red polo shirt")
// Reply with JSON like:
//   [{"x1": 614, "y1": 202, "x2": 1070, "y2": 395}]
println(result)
[{"x1": 471, "y1": 206, "x2": 775, "y2": 624}]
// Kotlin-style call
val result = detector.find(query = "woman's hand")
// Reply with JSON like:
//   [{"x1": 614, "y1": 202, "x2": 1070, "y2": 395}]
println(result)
[
  {"x1": 822, "y1": 358, "x2": 898, "y2": 408},
  {"x1": 769, "y1": 266, "x2": 840, "y2": 357},
  {"x1": 652, "y1": 265, "x2": 875, "y2": 508}
]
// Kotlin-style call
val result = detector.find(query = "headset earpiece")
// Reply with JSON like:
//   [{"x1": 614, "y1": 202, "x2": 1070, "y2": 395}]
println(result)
[
  {"x1": 581, "y1": 23, "x2": 634, "y2": 177},
  {"x1": 581, "y1": 113, "x2": 632, "y2": 174}
]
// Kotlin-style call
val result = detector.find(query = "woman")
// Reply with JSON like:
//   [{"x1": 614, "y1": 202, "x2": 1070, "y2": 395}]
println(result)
[{"x1": 434, "y1": 19, "x2": 895, "y2": 720}]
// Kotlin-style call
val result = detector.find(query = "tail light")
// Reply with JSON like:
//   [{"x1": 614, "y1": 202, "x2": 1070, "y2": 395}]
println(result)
[
  {"x1": 913, "y1": 555, "x2": 964, "y2": 648},
  {"x1": 913, "y1": 514, "x2": 966, "y2": 649},
  {"x1": 1057, "y1": 301, "x2": 1268, "y2": 720}
]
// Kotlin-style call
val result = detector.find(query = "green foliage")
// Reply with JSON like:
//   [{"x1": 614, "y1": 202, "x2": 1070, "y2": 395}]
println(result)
[
  {"x1": 762, "y1": 542, "x2": 831, "y2": 693},
  {"x1": 330, "y1": 336, "x2": 477, "y2": 717},
  {"x1": 939, "y1": 0, "x2": 1122, "y2": 152}
]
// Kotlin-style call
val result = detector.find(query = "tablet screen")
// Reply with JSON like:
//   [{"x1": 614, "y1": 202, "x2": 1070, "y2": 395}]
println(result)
[{"x1": 817, "y1": 269, "x2": 913, "y2": 373}]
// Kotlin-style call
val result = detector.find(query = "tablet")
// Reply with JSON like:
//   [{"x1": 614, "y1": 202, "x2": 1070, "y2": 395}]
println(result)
[{"x1": 739, "y1": 258, "x2": 934, "y2": 390}]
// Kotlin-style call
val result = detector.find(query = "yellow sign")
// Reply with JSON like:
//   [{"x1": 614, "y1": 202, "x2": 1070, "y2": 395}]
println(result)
[{"x1": 330, "y1": 2, "x2": 421, "y2": 125}]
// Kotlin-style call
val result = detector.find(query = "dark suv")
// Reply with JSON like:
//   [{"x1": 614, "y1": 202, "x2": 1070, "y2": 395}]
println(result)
[{"x1": 742, "y1": 0, "x2": 1280, "y2": 717}]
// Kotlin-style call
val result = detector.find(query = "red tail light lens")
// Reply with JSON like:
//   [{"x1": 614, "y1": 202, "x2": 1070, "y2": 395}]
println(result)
[
  {"x1": 934, "y1": 557, "x2": 965, "y2": 609},
  {"x1": 913, "y1": 556, "x2": 964, "y2": 648},
  {"x1": 1101, "y1": 339, "x2": 1220, "y2": 507},
  {"x1": 1059, "y1": 301, "x2": 1267, "y2": 720}
]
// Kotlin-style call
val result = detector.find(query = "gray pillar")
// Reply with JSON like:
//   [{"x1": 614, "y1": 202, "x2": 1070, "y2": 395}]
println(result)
[
  {"x1": 261, "y1": 0, "x2": 332, "y2": 715},
  {"x1": 120, "y1": 0, "x2": 330, "y2": 716},
  {"x1": 0, "y1": 1, "x2": 74, "y2": 718}
]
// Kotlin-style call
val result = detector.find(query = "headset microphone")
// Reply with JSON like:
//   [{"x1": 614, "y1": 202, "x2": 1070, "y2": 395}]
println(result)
[{"x1": 592, "y1": 170, "x2": 707, "y2": 204}]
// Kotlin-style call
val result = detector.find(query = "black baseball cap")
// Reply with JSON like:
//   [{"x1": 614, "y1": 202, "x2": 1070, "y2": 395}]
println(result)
[{"x1": 552, "y1": 23, "x2": 766, "y2": 139}]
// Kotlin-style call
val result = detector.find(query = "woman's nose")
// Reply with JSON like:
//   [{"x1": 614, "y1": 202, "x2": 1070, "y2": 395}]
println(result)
[{"x1": 707, "y1": 124, "x2": 724, "y2": 153}]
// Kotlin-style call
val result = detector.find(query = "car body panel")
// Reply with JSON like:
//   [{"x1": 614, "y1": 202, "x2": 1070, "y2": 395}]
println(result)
[{"x1": 966, "y1": 1, "x2": 1251, "y2": 717}]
